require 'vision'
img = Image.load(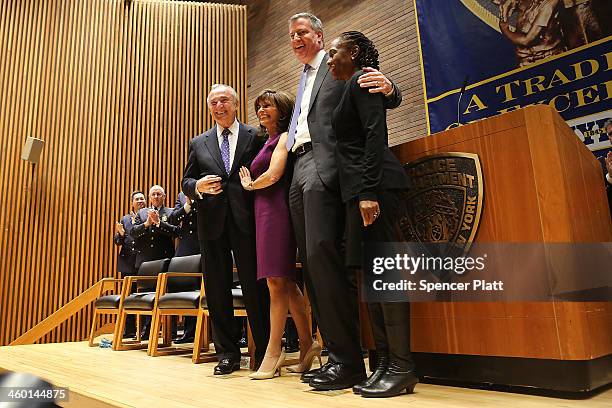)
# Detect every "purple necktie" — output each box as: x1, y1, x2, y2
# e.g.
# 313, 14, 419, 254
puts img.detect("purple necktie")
286, 64, 311, 150
220, 128, 231, 174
